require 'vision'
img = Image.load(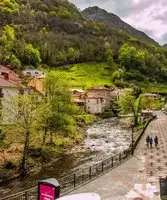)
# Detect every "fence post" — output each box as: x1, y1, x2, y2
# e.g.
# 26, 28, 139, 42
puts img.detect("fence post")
89, 167, 92, 180
74, 174, 76, 188
82, 171, 84, 182
119, 153, 122, 163
111, 157, 114, 167
102, 161, 104, 173
25, 191, 28, 200
126, 150, 128, 158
